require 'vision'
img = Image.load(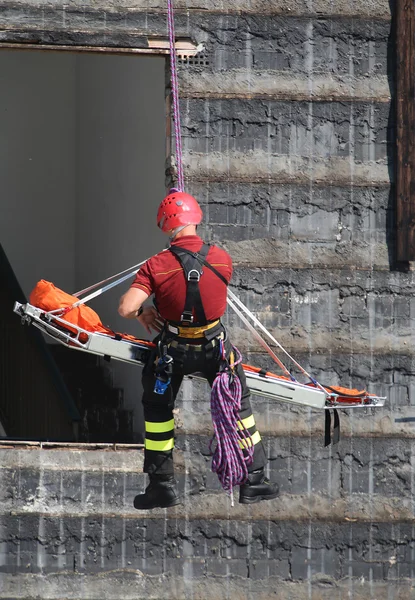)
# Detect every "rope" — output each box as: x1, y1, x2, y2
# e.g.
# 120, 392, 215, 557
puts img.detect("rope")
227, 296, 296, 381
227, 288, 328, 394
209, 346, 254, 502
167, 0, 185, 191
